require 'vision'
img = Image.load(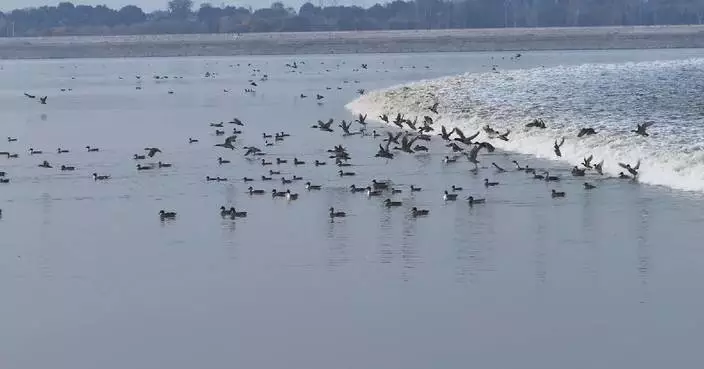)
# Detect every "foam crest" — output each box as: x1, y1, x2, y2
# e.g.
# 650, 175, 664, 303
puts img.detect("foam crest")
347, 59, 704, 192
